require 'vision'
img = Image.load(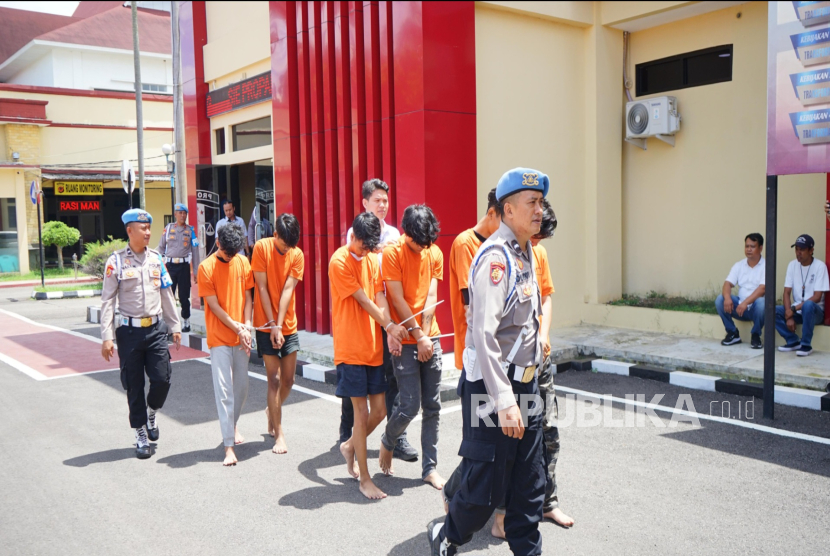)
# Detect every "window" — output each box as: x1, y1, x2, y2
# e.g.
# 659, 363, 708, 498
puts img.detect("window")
636, 45, 733, 97
0, 198, 18, 273
142, 83, 170, 93
216, 128, 226, 155
232, 116, 272, 151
